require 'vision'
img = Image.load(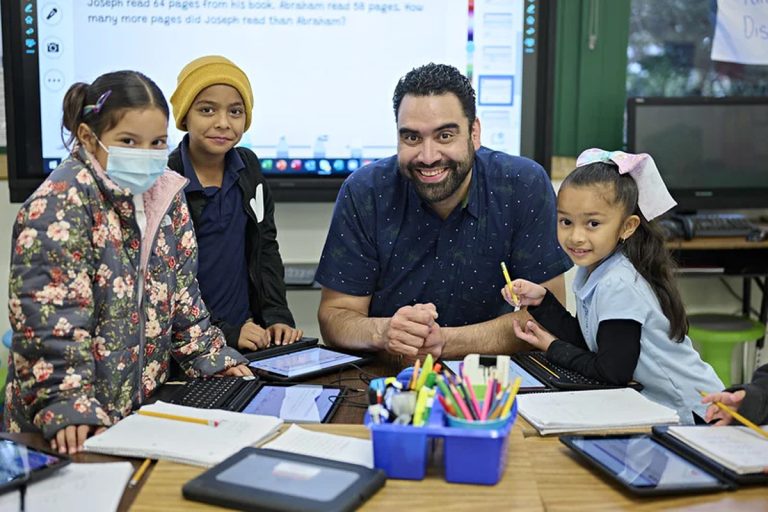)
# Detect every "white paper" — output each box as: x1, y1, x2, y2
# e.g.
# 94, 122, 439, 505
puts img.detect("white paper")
518, 388, 679, 435
712, 0, 768, 65
668, 425, 768, 474
84, 401, 282, 467
280, 385, 323, 423
0, 462, 132, 512
262, 424, 373, 468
